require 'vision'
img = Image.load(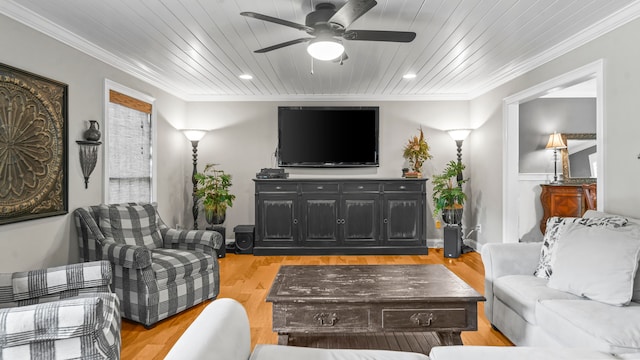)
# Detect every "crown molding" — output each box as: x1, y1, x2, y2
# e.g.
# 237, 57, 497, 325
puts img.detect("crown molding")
469, 1, 640, 99
0, 1, 191, 100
